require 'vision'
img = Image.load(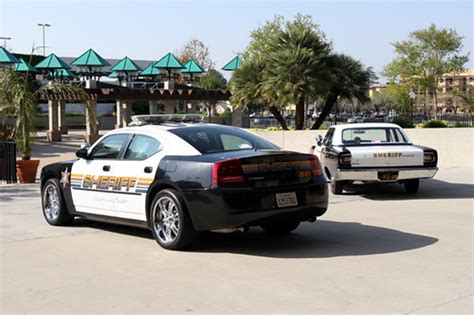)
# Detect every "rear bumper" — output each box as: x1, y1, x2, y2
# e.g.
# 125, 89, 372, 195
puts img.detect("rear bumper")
335, 167, 438, 182
181, 177, 328, 231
